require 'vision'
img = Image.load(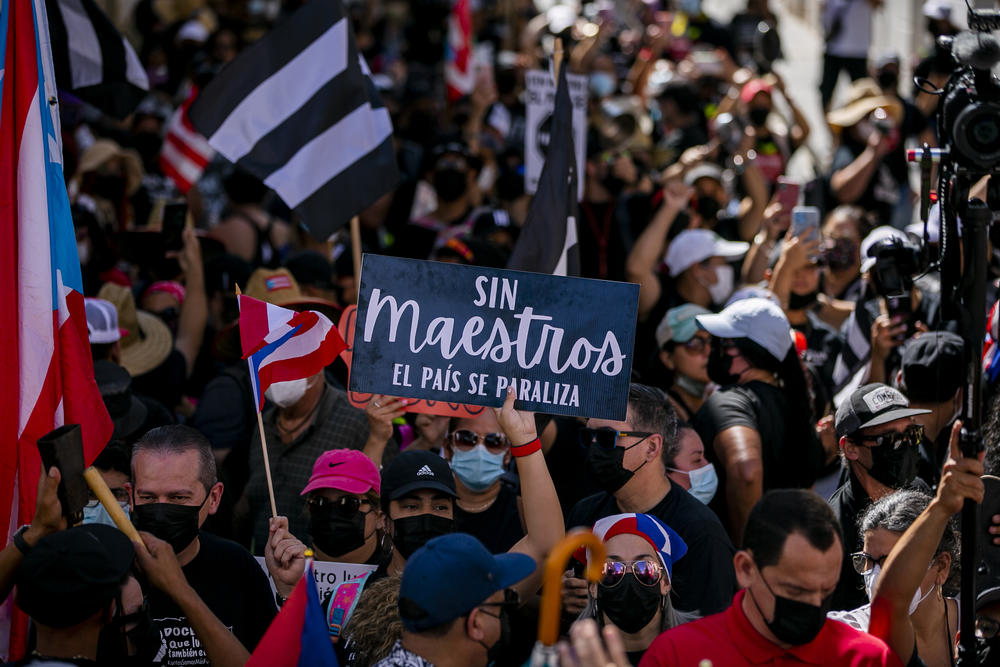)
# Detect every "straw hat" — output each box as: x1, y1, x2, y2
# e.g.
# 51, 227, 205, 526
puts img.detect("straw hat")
75, 139, 144, 197
245, 268, 341, 320
827, 78, 903, 129
97, 282, 173, 377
